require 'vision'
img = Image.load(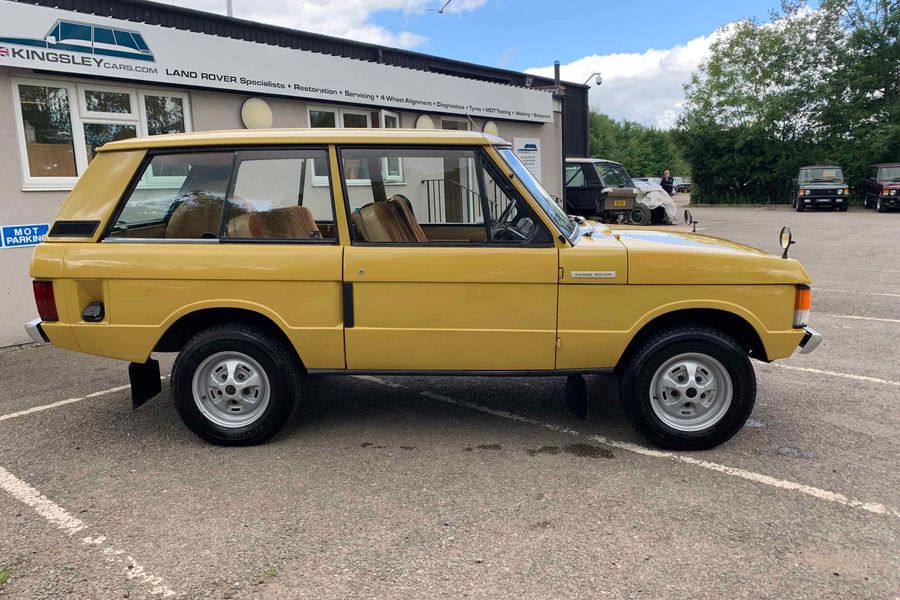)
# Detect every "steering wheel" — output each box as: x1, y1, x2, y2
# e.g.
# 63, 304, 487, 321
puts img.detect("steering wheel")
496, 201, 517, 224
491, 220, 528, 241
